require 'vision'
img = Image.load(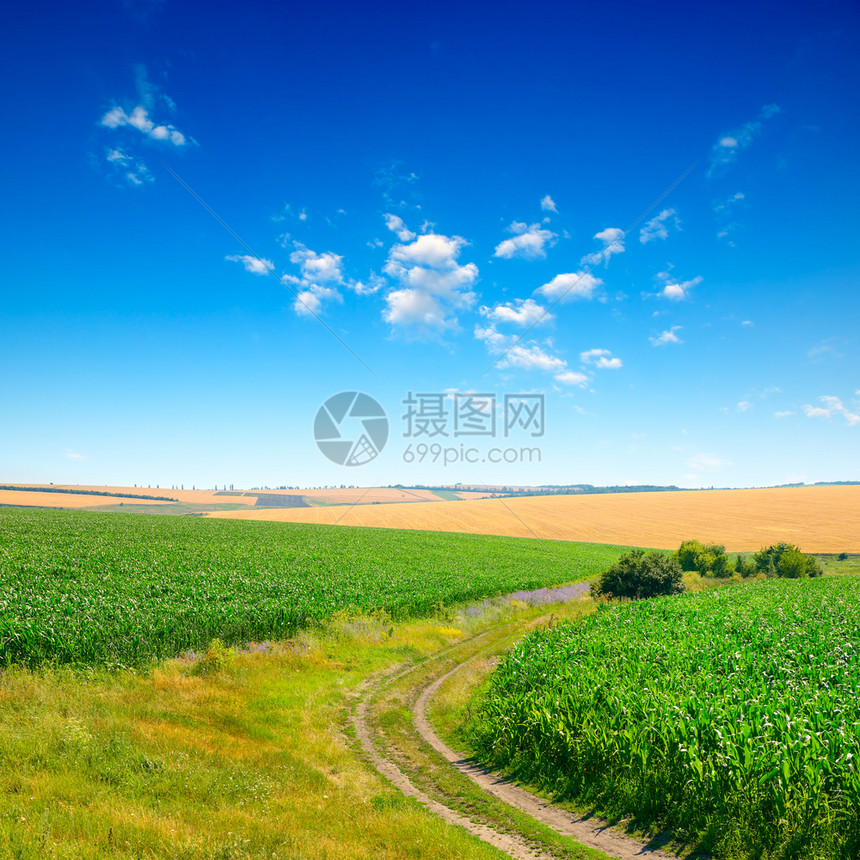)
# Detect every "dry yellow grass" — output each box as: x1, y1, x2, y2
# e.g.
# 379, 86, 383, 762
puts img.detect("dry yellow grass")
0, 489, 173, 508
205, 485, 860, 553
